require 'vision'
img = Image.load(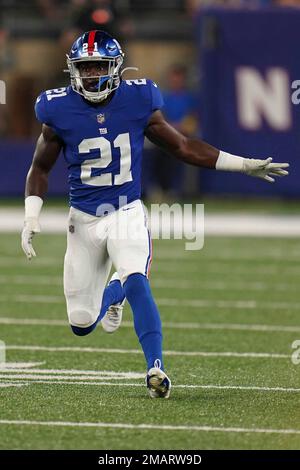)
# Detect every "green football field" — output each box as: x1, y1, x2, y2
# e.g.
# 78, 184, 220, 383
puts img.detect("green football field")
0, 233, 300, 450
